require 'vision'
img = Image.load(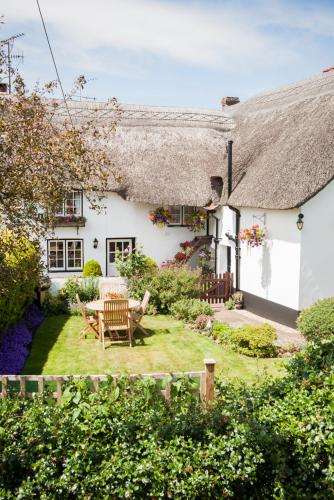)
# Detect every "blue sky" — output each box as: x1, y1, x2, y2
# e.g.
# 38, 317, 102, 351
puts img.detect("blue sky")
1, 0, 334, 109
